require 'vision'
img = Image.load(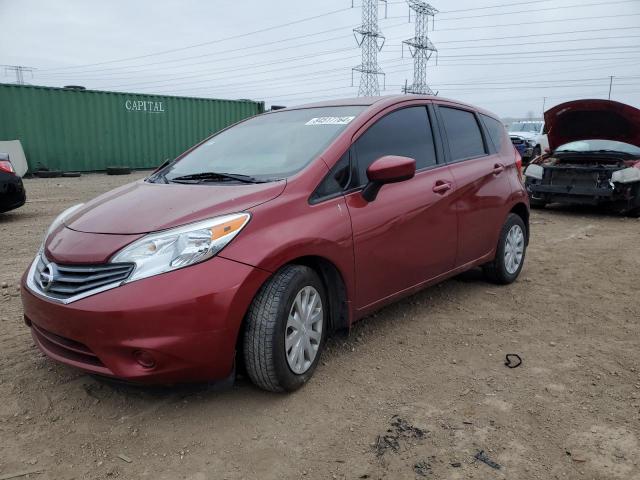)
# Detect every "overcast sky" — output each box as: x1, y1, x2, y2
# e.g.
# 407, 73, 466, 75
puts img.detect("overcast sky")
1, 0, 639, 118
